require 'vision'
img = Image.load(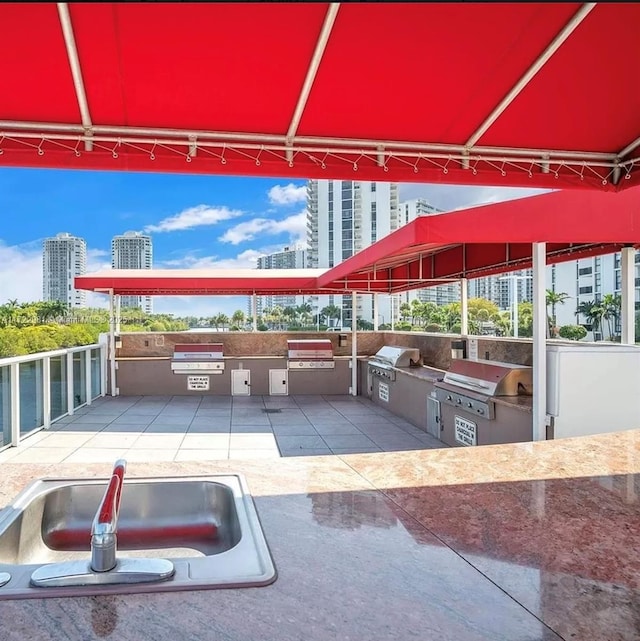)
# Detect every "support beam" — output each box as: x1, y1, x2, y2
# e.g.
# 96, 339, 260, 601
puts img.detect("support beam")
286, 3, 340, 142
460, 278, 468, 335
57, 3, 93, 151
252, 294, 258, 332
619, 135, 640, 160
351, 292, 358, 397
373, 293, 379, 331
115, 295, 121, 334
512, 277, 519, 338
465, 3, 596, 148
532, 242, 547, 441
108, 290, 117, 396
621, 247, 636, 344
